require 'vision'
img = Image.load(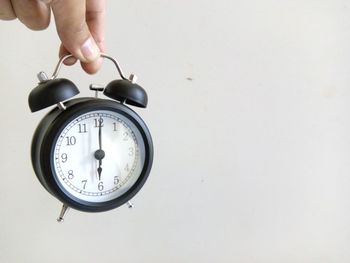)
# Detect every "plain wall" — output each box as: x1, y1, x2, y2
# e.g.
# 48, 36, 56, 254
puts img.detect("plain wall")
1, 0, 350, 262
